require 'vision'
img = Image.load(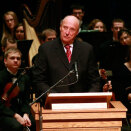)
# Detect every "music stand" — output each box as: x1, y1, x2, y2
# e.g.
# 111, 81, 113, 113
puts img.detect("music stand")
17, 40, 33, 67
78, 31, 113, 46
78, 31, 113, 61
